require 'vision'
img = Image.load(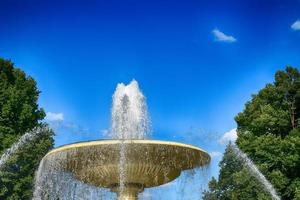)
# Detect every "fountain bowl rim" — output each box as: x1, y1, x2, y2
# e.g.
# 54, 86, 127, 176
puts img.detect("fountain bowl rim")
43, 139, 211, 190
46, 139, 210, 159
